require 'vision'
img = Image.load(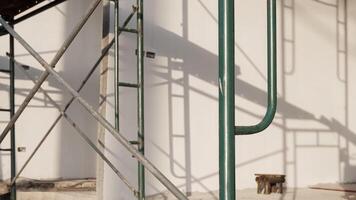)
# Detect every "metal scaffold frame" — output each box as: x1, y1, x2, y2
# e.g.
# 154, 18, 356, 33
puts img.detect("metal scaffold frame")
0, 0, 277, 199
0, 0, 186, 199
